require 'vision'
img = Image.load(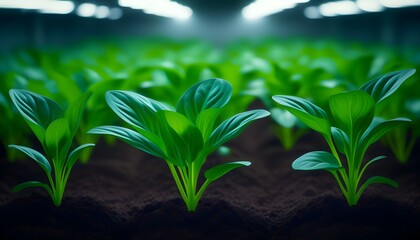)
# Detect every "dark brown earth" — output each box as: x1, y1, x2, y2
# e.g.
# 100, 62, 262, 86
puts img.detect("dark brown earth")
1, 115, 419, 240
